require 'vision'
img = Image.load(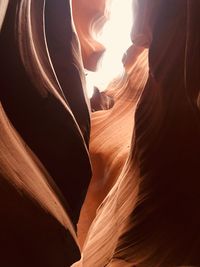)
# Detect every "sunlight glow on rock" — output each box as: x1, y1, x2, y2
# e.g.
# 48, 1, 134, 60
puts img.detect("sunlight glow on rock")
86, 0, 133, 98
